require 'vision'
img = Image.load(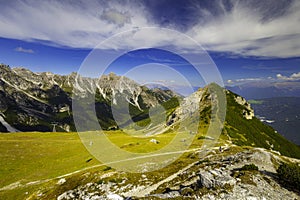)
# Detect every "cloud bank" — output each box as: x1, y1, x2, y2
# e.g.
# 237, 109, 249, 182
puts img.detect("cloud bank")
277, 72, 300, 81
227, 71, 300, 86
0, 0, 300, 58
